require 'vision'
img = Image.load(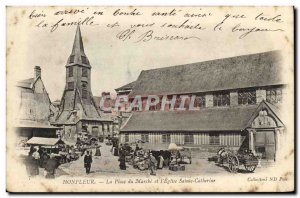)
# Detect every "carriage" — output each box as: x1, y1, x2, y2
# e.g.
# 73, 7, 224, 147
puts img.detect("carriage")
217, 148, 259, 173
